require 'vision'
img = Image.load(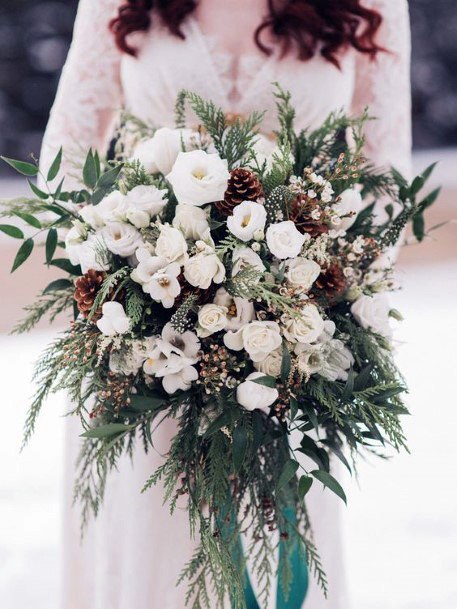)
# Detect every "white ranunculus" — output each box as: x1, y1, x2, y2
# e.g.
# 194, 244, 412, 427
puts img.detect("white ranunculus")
166, 150, 230, 206
236, 372, 278, 415
197, 303, 228, 338
227, 201, 267, 242
282, 304, 325, 346
254, 348, 283, 378
351, 293, 393, 338
96, 302, 131, 336
124, 185, 168, 228
224, 321, 282, 363
285, 257, 321, 292
147, 263, 182, 308
184, 247, 226, 289
132, 127, 193, 175
173, 204, 210, 240
65, 232, 109, 274
155, 224, 188, 264
330, 187, 364, 231
266, 221, 306, 260
100, 222, 143, 258
213, 288, 255, 331
320, 339, 354, 382
232, 247, 266, 277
